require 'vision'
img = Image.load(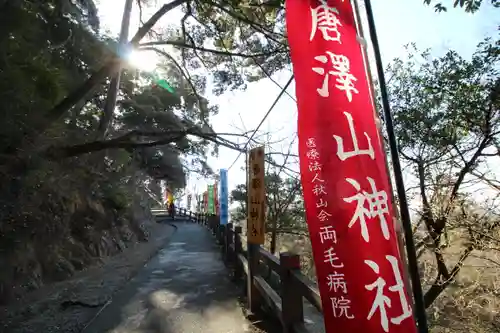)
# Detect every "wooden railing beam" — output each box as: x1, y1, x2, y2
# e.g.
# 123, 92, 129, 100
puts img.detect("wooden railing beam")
224, 223, 233, 264
185, 214, 319, 333
234, 226, 243, 281
259, 248, 281, 272
280, 252, 304, 333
